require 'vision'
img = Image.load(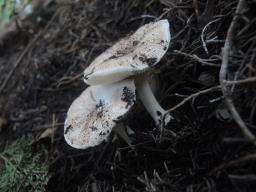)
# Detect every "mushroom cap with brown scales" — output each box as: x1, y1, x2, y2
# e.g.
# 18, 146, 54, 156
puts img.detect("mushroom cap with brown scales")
83, 19, 171, 85
64, 79, 136, 149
